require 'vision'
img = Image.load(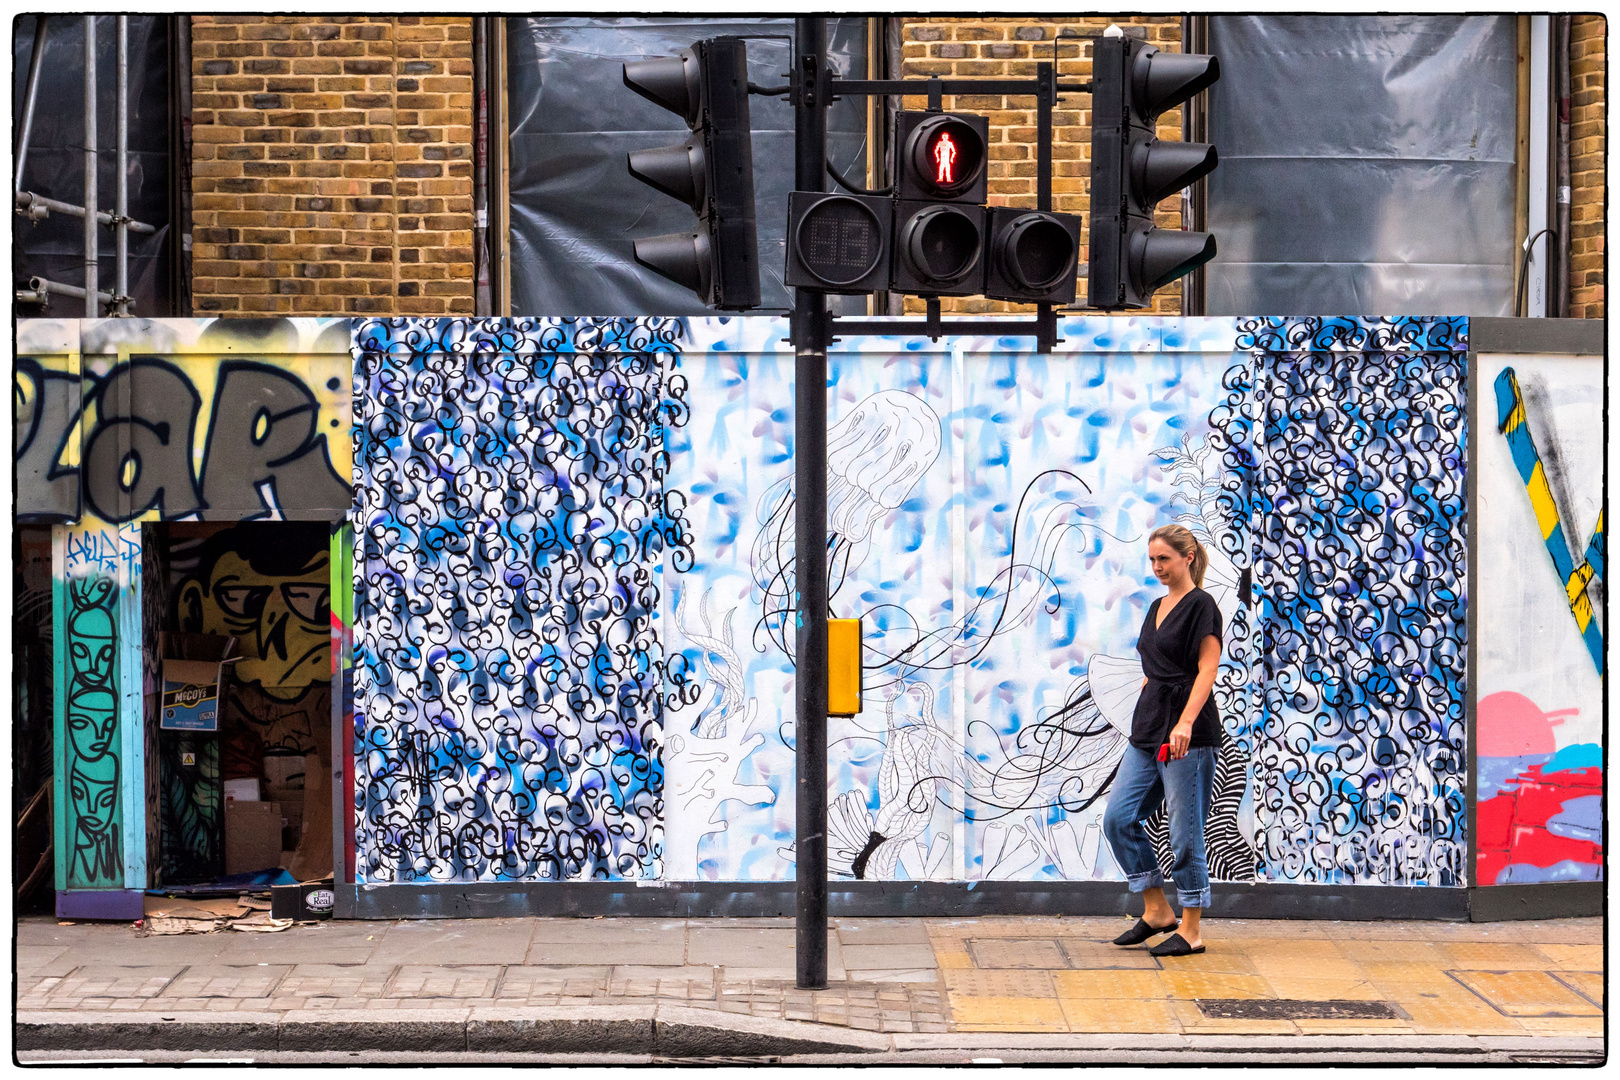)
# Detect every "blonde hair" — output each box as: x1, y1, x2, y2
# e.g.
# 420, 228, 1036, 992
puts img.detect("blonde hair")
1149, 524, 1208, 588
